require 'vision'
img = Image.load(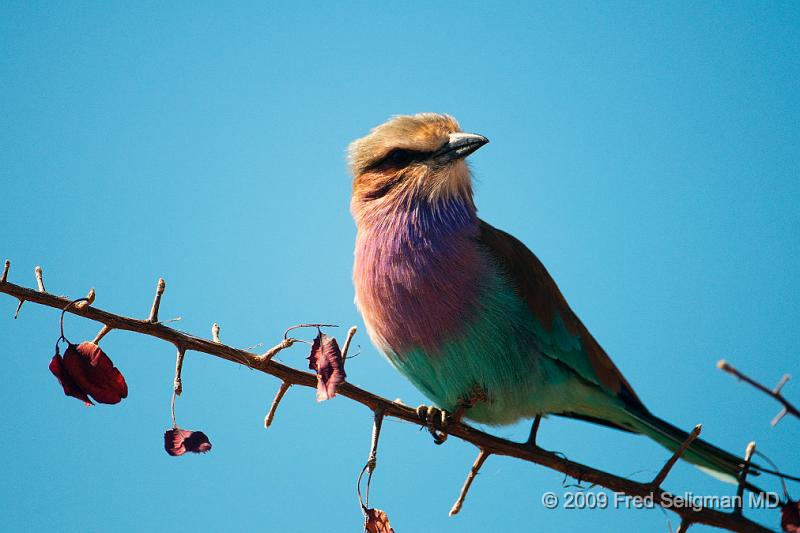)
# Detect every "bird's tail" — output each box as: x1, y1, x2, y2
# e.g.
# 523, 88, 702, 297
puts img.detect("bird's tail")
624, 408, 746, 483
557, 390, 799, 484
